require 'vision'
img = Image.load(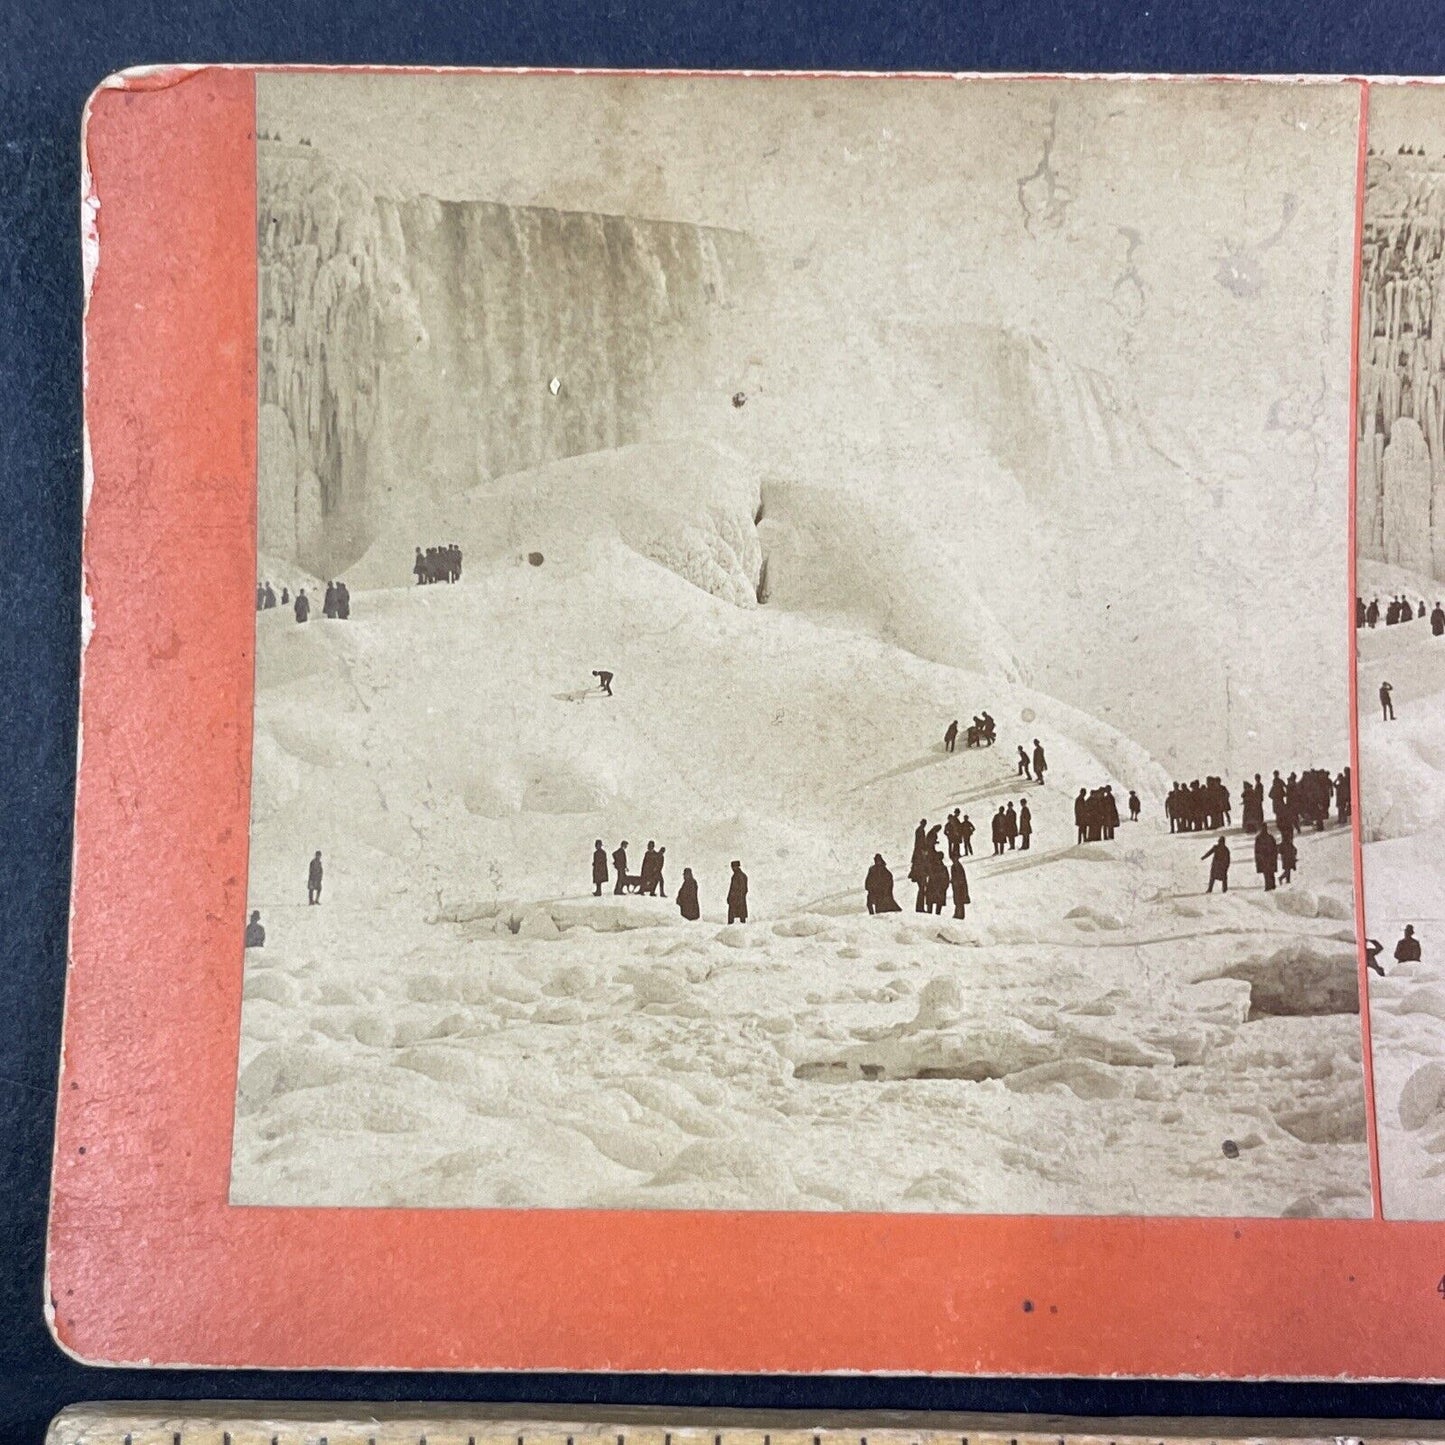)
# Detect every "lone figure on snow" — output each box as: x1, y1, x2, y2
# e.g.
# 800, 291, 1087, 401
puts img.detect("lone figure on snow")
727, 860, 749, 924
593, 669, 614, 697
591, 840, 608, 897
1202, 835, 1231, 893
244, 910, 266, 947
1128, 789, 1141, 822
1396, 924, 1423, 965
307, 850, 323, 905
944, 719, 959, 753
1032, 739, 1047, 785
676, 867, 700, 921
1254, 824, 1278, 892
865, 854, 901, 914
1381, 680, 1395, 721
